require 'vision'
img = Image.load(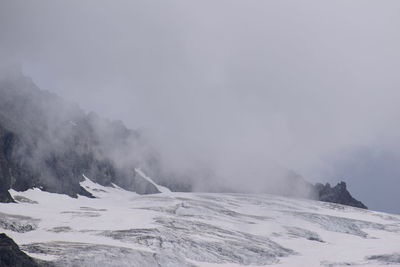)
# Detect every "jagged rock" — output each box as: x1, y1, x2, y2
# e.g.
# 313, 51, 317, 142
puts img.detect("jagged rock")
315, 181, 368, 209
0, 233, 39, 267
0, 69, 161, 198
